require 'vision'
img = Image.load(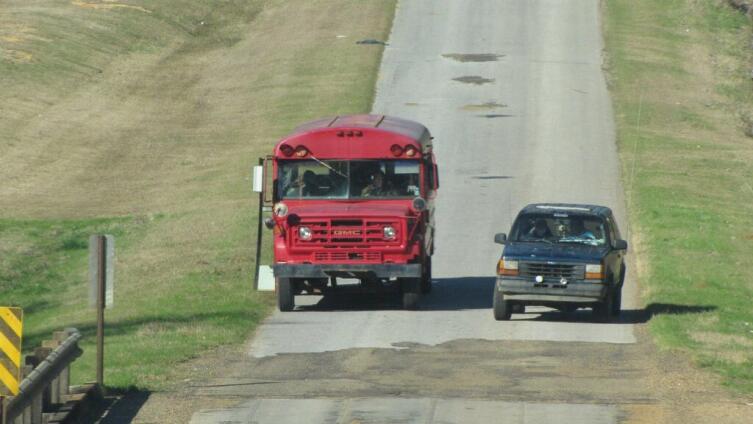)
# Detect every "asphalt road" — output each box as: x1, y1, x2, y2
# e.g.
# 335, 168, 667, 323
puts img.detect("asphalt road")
191, 1, 639, 422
